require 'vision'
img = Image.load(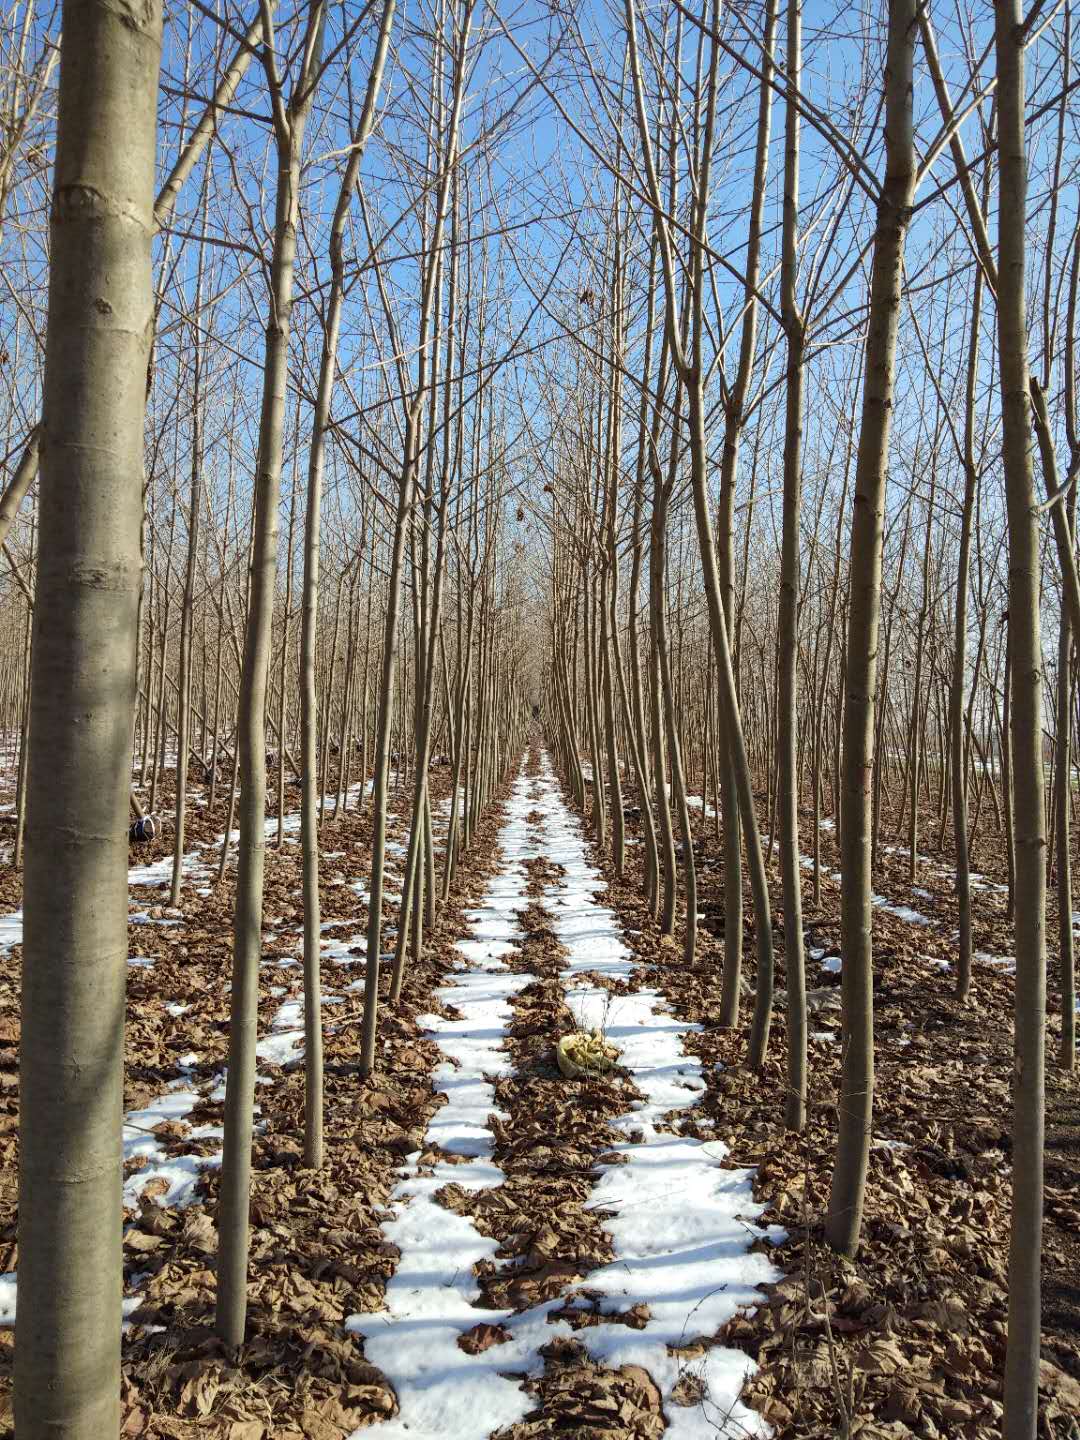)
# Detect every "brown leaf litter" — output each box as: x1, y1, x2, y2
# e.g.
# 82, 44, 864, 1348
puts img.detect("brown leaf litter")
592, 782, 1080, 1439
